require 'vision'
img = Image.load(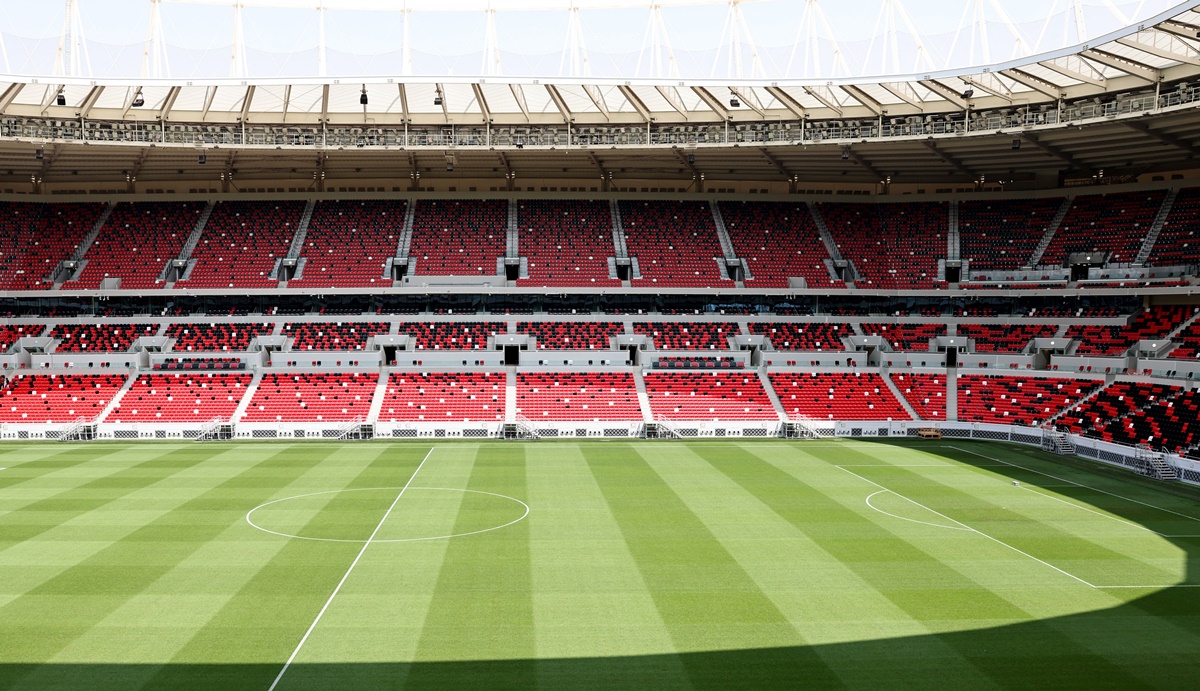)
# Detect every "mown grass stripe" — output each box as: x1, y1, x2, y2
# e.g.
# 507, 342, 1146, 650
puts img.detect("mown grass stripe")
585, 443, 845, 689
138, 444, 432, 691
701, 443, 1155, 689
0, 444, 356, 690
402, 445, 536, 689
